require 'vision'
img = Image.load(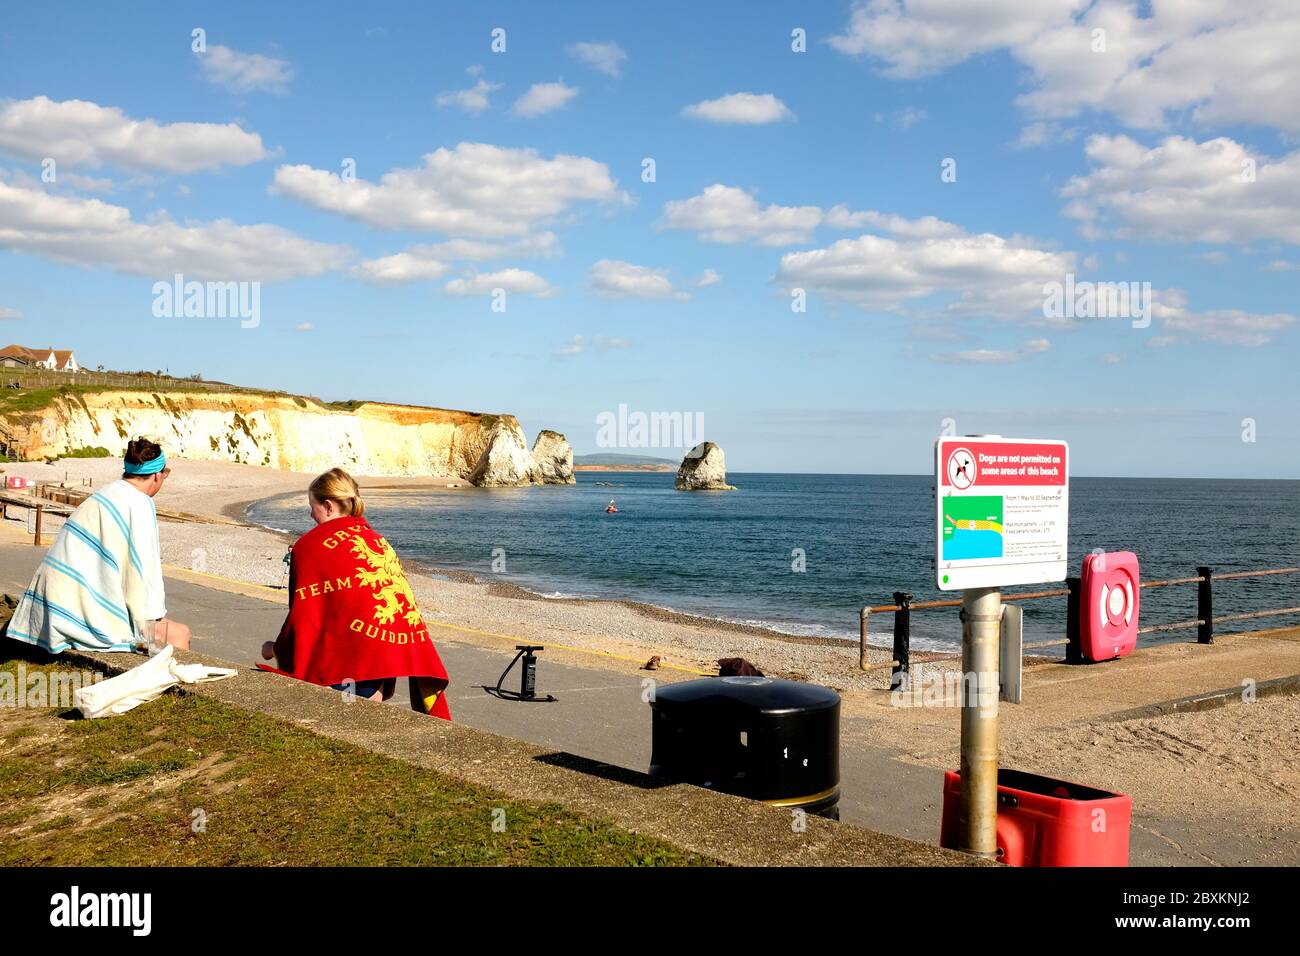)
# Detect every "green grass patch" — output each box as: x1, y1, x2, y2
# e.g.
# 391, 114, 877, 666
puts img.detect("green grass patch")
60, 445, 112, 459
0, 655, 714, 867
